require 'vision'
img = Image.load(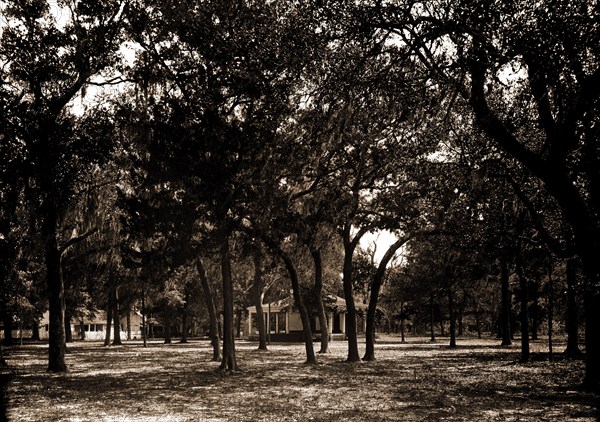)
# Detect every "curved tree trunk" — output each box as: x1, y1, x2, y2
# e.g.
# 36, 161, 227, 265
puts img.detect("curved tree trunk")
252, 250, 268, 350
219, 236, 238, 371
312, 249, 329, 354
363, 237, 410, 361
277, 248, 317, 365
196, 257, 220, 362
